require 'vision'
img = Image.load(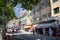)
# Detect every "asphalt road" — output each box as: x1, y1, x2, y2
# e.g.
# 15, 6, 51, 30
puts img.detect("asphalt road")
12, 33, 60, 40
